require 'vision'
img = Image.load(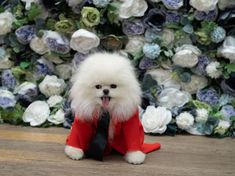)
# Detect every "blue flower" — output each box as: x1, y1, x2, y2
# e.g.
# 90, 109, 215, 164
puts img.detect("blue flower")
196, 88, 220, 106
144, 29, 160, 42
183, 24, 194, 34
143, 43, 161, 59
211, 26, 226, 43
15, 25, 36, 44
166, 11, 181, 24
194, 9, 218, 21
1, 69, 17, 90
93, 0, 111, 8
220, 105, 235, 121
45, 37, 70, 54
72, 52, 88, 67
162, 0, 183, 10
139, 57, 155, 70
193, 55, 210, 75
219, 94, 234, 107
122, 19, 145, 36
0, 89, 16, 109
